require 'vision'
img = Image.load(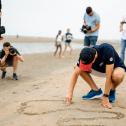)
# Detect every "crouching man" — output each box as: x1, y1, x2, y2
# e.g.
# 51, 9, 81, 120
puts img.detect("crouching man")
0, 42, 24, 80
66, 43, 126, 109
